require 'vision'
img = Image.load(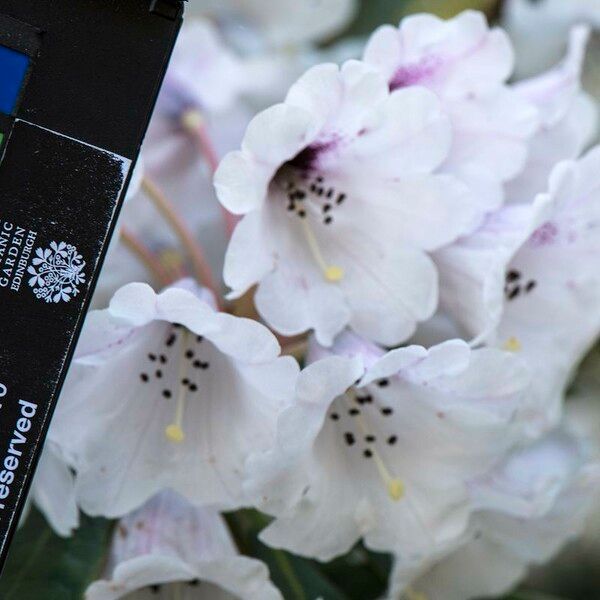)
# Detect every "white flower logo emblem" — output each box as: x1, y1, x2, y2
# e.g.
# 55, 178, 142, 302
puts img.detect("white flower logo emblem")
28, 241, 87, 303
